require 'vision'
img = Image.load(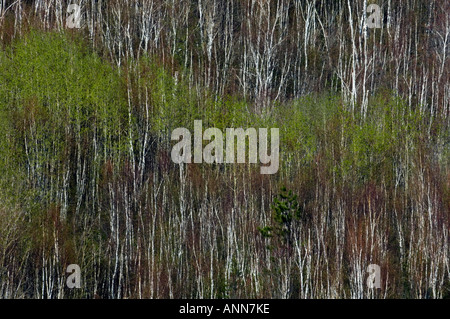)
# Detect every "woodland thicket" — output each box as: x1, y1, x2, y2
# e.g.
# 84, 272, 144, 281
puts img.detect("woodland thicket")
0, 0, 448, 298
